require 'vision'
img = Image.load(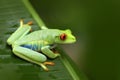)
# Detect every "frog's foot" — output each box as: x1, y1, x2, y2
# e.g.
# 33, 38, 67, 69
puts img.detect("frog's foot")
20, 19, 33, 31
27, 21, 33, 32
40, 62, 55, 71
27, 21, 33, 25
20, 19, 33, 32
20, 19, 33, 33
20, 19, 33, 26
51, 48, 59, 54
43, 62, 55, 66
39, 63, 49, 71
